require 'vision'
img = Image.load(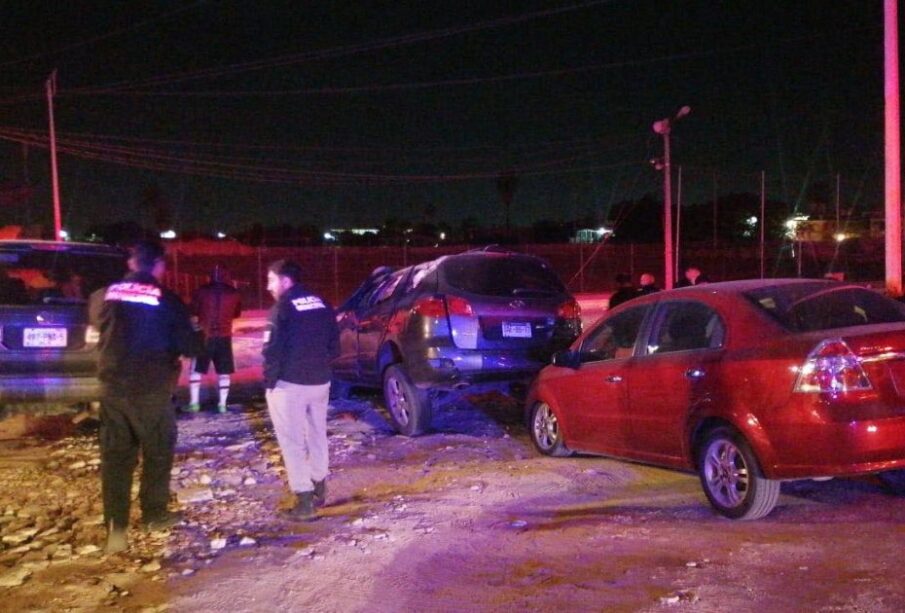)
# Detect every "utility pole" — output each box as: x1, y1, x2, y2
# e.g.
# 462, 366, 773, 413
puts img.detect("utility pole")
46, 70, 62, 242
653, 106, 691, 290
885, 0, 901, 296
